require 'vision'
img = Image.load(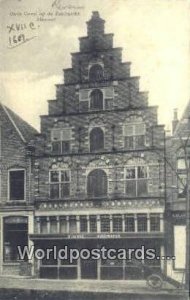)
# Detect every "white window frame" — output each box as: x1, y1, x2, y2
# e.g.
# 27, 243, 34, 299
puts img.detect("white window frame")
8, 168, 26, 201
49, 169, 71, 199
124, 165, 149, 196
51, 128, 72, 154
123, 119, 146, 149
